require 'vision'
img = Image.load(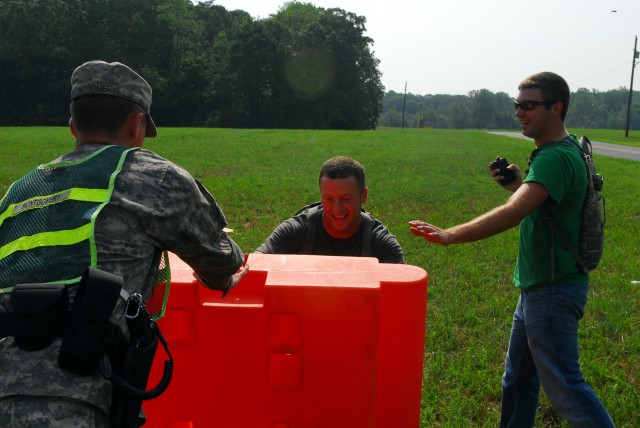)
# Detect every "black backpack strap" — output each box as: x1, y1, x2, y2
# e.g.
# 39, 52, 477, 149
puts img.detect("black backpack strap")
301, 205, 322, 254
294, 201, 323, 216
540, 206, 587, 276
566, 135, 587, 154
361, 213, 373, 257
